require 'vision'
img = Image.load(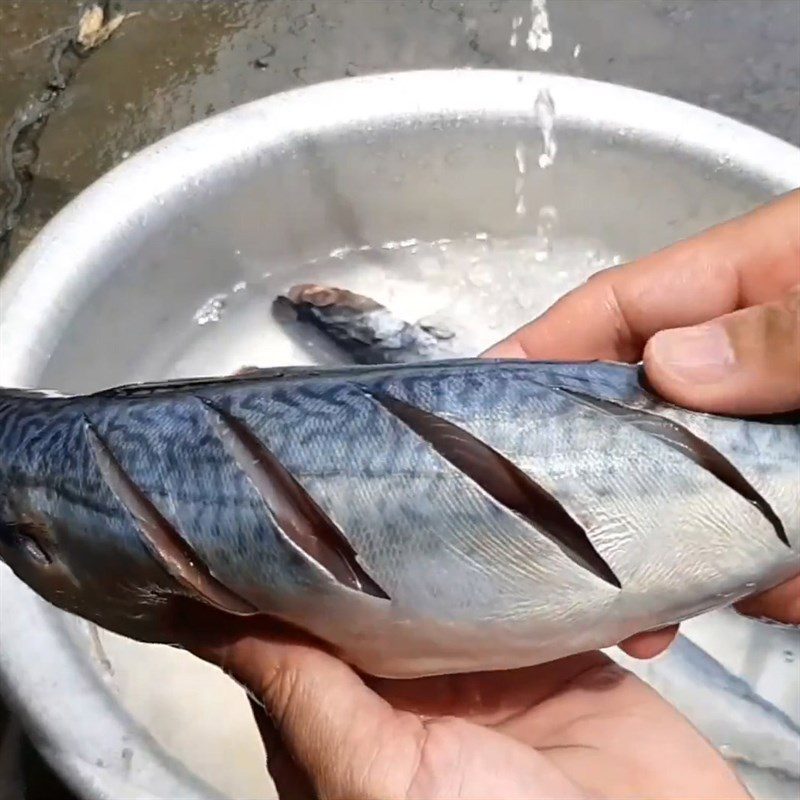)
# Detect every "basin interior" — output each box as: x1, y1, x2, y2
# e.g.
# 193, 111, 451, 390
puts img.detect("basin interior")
32, 103, 770, 393
3, 74, 798, 800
